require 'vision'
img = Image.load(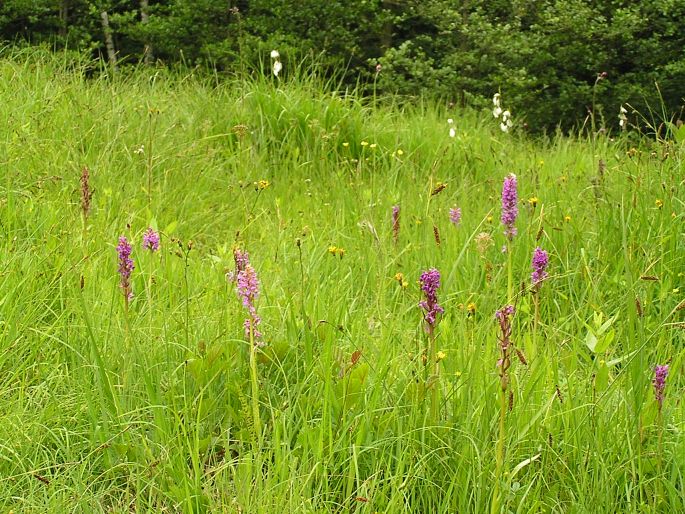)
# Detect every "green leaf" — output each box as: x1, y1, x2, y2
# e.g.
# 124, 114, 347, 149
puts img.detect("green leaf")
585, 330, 598, 353
595, 361, 609, 391
164, 220, 178, 234
594, 328, 614, 354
